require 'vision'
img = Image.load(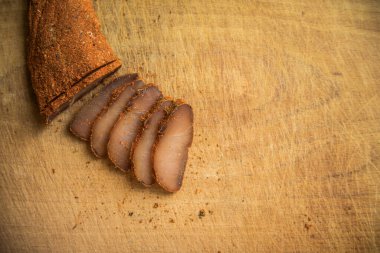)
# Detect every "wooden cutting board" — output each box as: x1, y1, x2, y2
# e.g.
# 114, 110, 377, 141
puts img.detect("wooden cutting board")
0, 0, 379, 252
